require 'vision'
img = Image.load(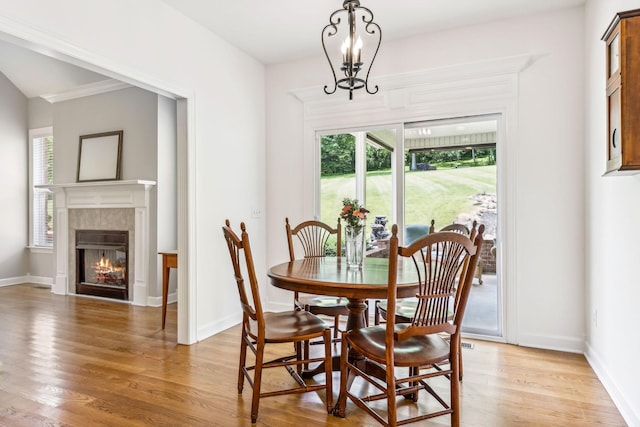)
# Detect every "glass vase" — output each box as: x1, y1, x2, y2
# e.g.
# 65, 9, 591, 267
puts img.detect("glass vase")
345, 224, 366, 269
